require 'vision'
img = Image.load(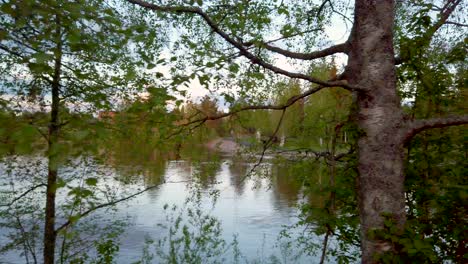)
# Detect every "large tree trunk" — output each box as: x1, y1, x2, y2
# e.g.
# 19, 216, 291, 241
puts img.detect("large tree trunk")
43, 14, 62, 264
347, 1, 406, 262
